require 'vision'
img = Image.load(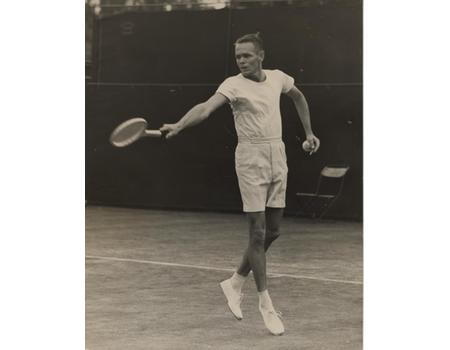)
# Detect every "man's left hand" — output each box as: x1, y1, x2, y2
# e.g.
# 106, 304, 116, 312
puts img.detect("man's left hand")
306, 134, 320, 154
